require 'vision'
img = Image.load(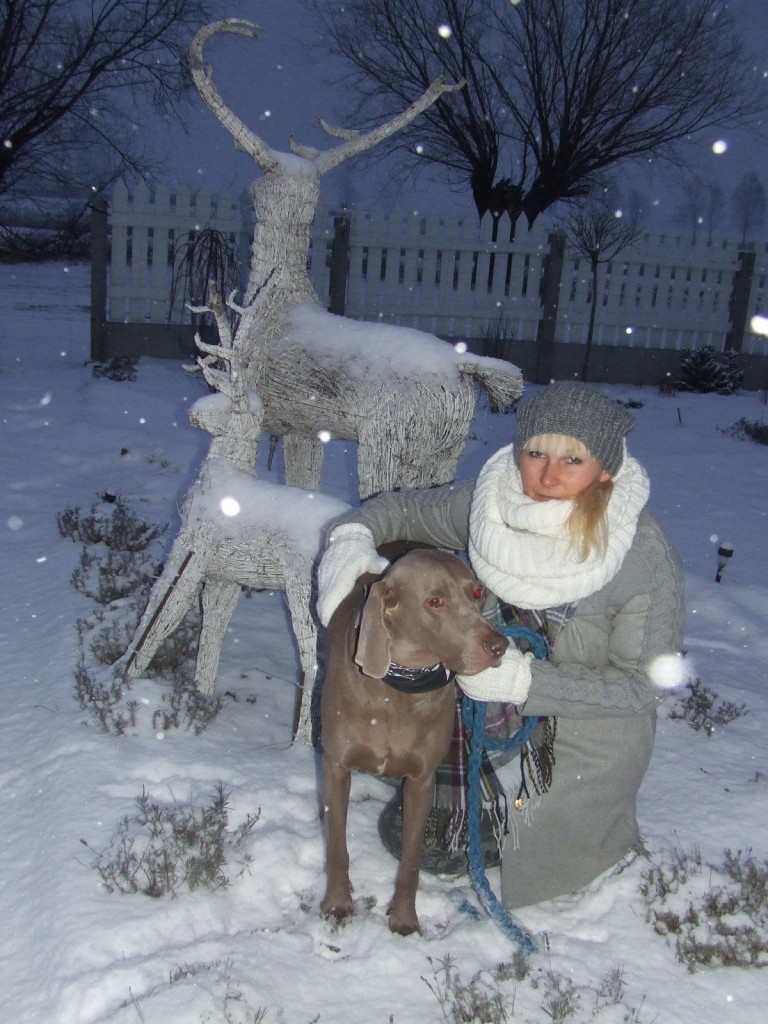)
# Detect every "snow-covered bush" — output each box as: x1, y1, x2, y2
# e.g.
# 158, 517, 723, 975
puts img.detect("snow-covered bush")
675, 345, 744, 395
640, 847, 768, 970
84, 783, 259, 898
91, 356, 138, 381
71, 546, 159, 604
62, 498, 226, 735
57, 497, 166, 550
720, 416, 768, 445
422, 954, 652, 1023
